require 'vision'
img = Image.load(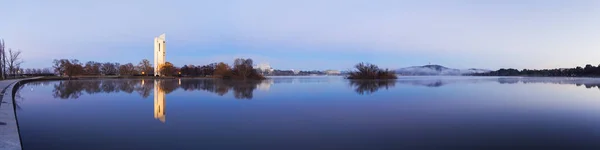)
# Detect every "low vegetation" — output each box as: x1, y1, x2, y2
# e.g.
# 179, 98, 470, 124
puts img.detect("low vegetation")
346, 63, 397, 79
